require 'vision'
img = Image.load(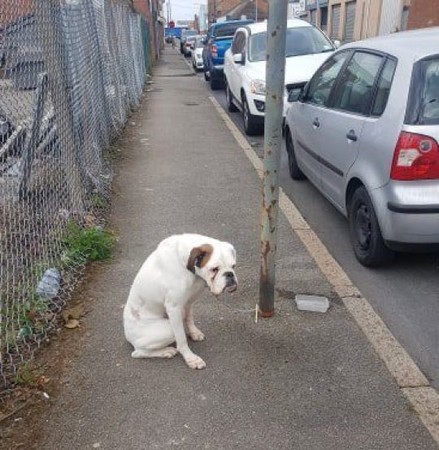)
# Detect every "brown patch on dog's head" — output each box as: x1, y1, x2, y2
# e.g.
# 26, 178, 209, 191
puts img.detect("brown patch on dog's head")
187, 244, 213, 273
